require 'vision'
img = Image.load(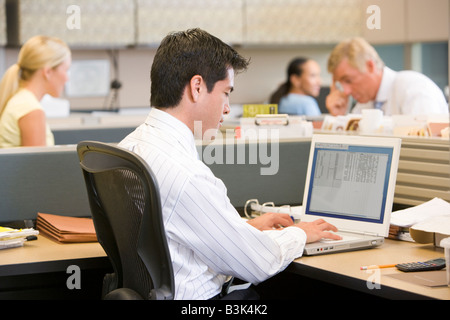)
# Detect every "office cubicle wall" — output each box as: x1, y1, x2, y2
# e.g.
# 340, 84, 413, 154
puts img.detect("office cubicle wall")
0, 139, 312, 223
2, 136, 447, 224
0, 146, 90, 223
205, 139, 311, 208
52, 127, 135, 145
396, 137, 450, 206
48, 112, 147, 145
